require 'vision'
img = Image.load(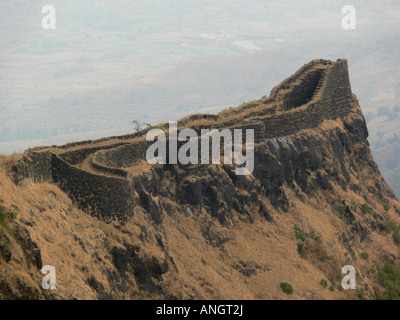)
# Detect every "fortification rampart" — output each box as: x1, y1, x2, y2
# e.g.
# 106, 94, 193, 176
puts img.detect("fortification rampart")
12, 58, 356, 221
270, 59, 330, 99
93, 141, 152, 168
51, 154, 134, 220
13, 151, 53, 184
256, 59, 354, 138
60, 142, 129, 165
